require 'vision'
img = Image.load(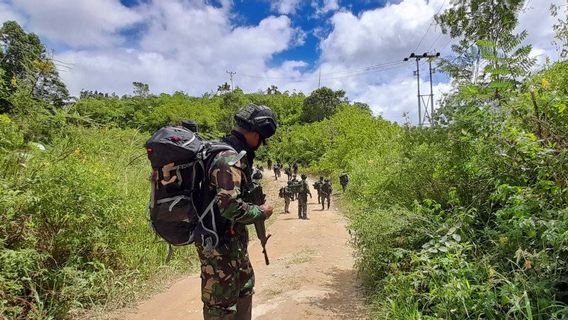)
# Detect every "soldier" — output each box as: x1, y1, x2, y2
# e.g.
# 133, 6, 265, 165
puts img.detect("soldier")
273, 163, 281, 180
339, 171, 349, 192
284, 166, 292, 181
292, 162, 299, 175
313, 176, 324, 204
195, 103, 277, 320
321, 179, 332, 210
279, 181, 293, 213
297, 174, 312, 219
290, 174, 300, 201
267, 159, 272, 169
252, 166, 263, 184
